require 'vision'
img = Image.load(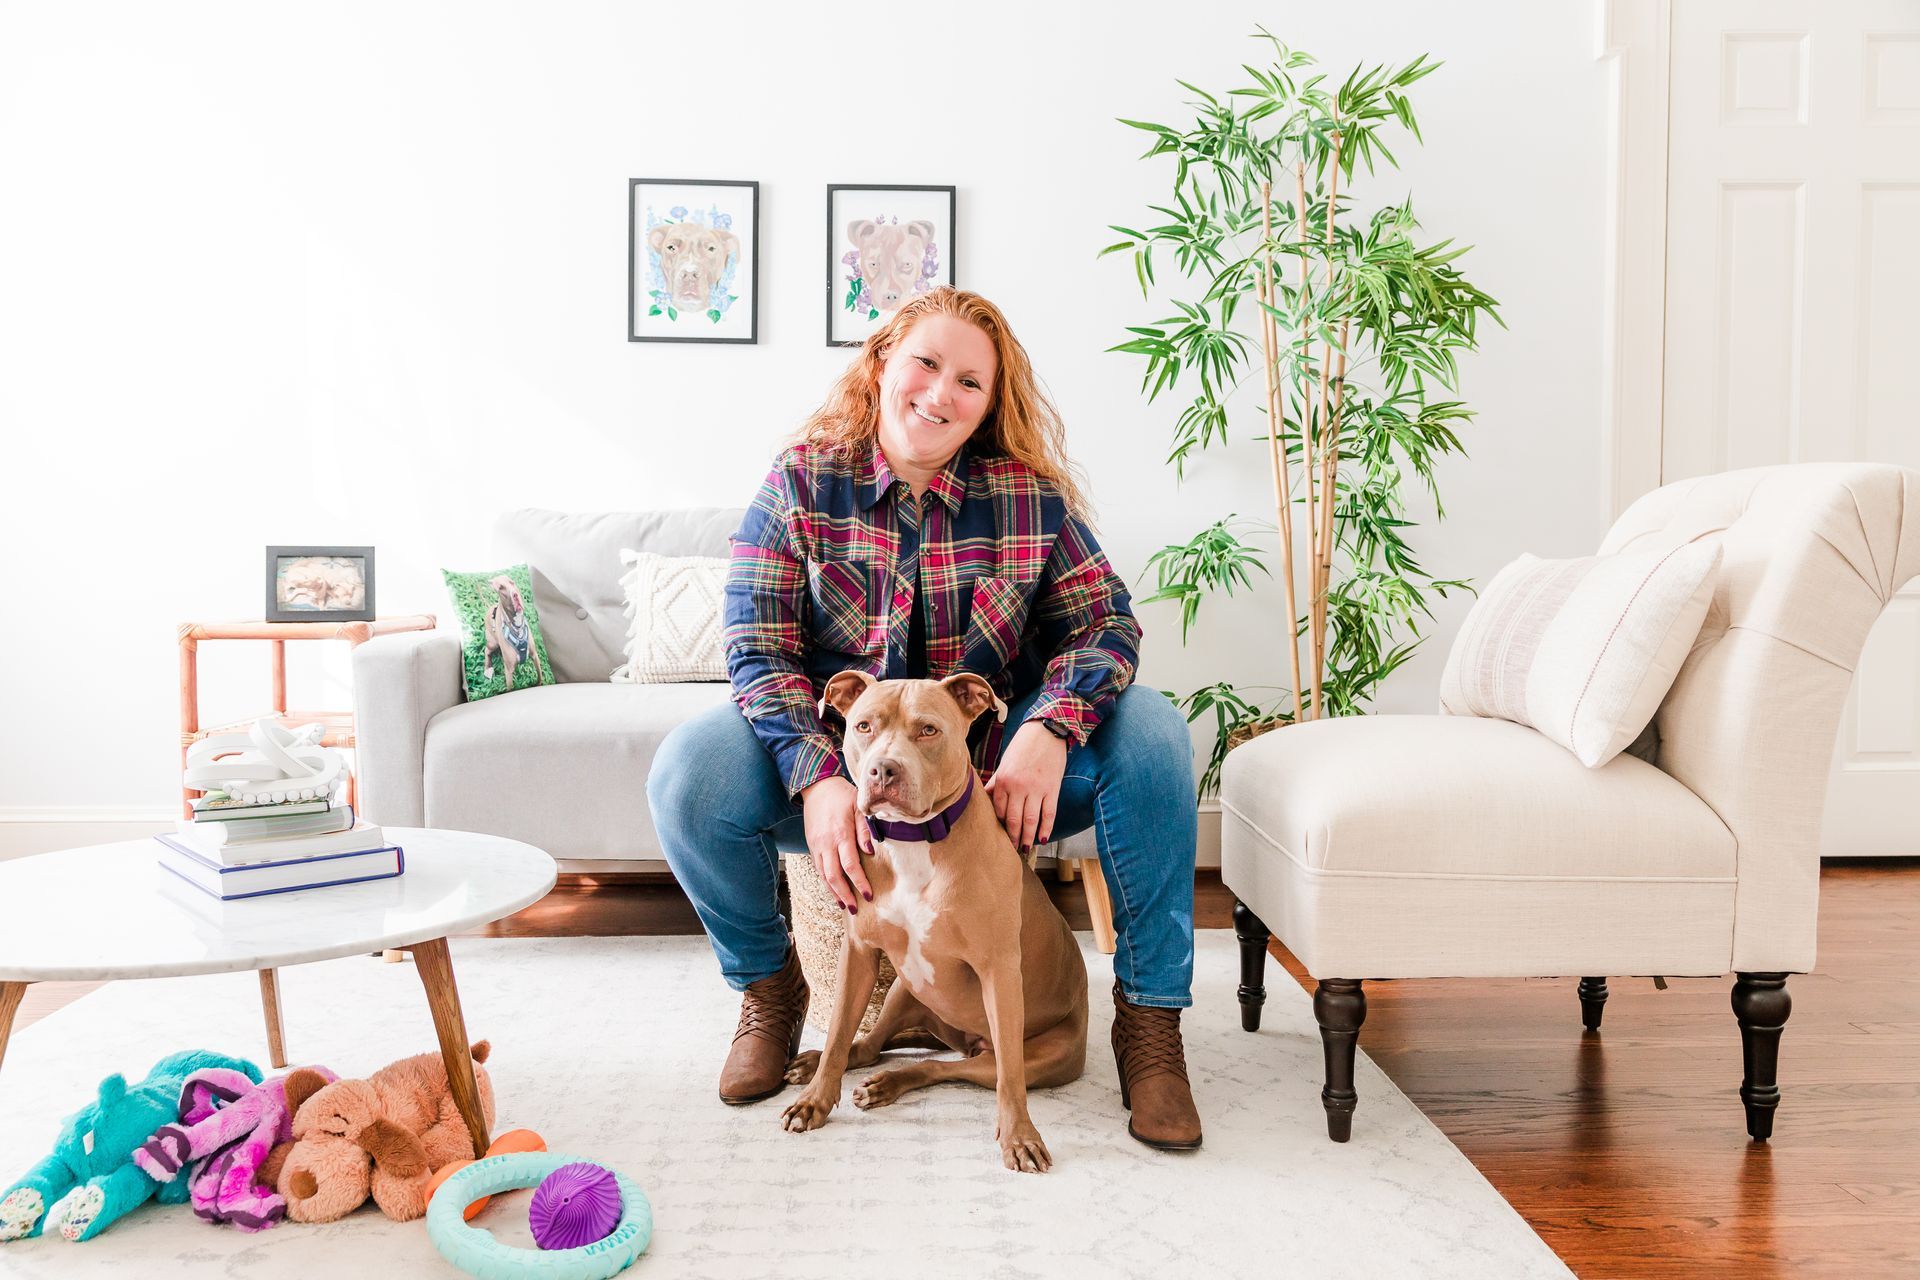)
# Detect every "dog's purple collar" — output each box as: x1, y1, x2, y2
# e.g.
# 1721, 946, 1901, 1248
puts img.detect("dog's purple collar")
865, 774, 975, 845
